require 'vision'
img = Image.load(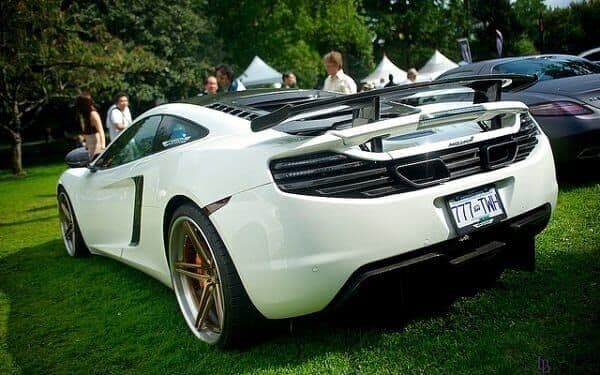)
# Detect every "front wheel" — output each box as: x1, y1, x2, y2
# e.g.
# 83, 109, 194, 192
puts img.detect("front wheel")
168, 203, 262, 348
57, 188, 89, 257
